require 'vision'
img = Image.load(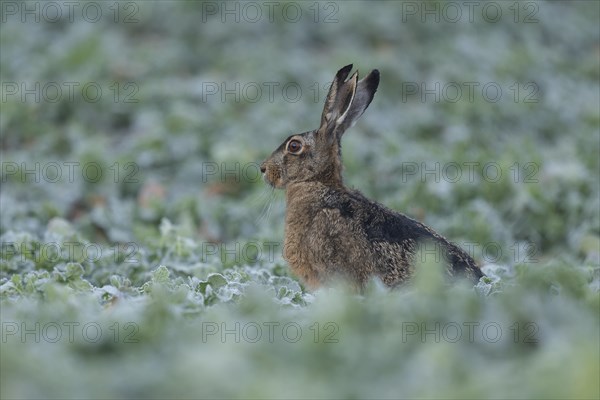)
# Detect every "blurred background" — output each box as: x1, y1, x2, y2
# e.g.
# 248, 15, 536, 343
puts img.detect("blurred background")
1, 1, 599, 399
